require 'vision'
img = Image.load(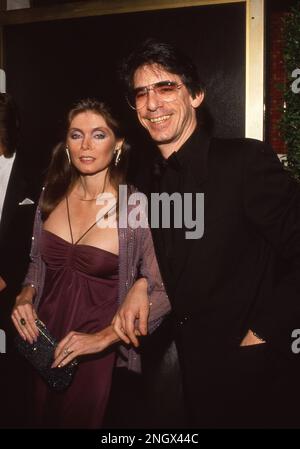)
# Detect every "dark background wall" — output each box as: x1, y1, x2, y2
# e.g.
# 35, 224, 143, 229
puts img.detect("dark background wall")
4, 2, 246, 178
